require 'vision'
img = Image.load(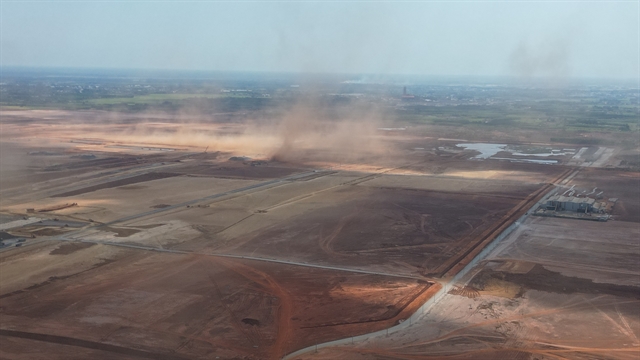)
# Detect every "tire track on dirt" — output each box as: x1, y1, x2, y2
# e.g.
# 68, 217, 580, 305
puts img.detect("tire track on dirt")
318, 205, 363, 257
216, 258, 293, 359
614, 302, 639, 344
585, 296, 639, 344
340, 343, 640, 360
300, 282, 436, 329
391, 296, 637, 350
